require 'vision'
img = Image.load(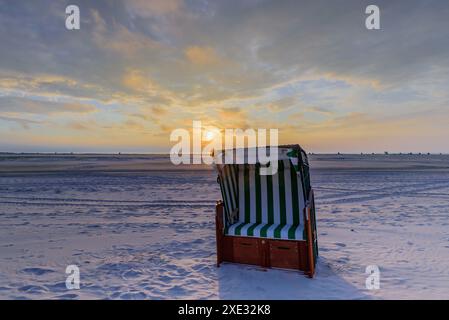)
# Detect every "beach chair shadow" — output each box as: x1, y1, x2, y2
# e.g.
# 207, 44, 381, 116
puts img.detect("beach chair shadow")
215, 256, 371, 299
